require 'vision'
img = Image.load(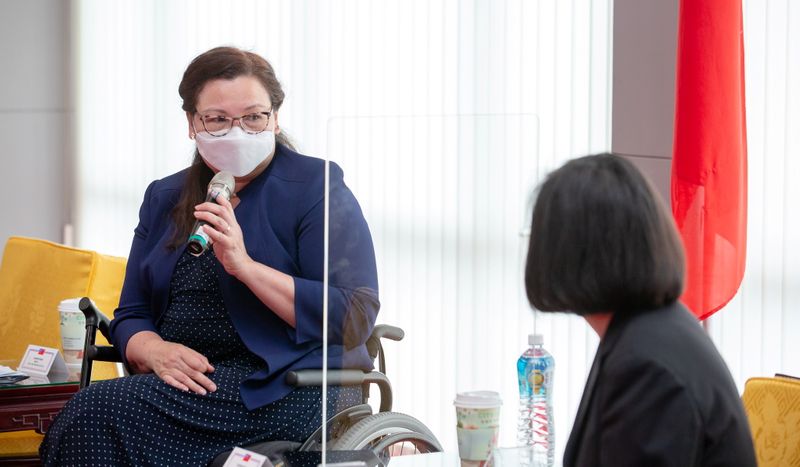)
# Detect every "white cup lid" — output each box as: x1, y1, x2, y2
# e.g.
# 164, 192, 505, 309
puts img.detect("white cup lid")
57, 297, 85, 312
454, 390, 503, 408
